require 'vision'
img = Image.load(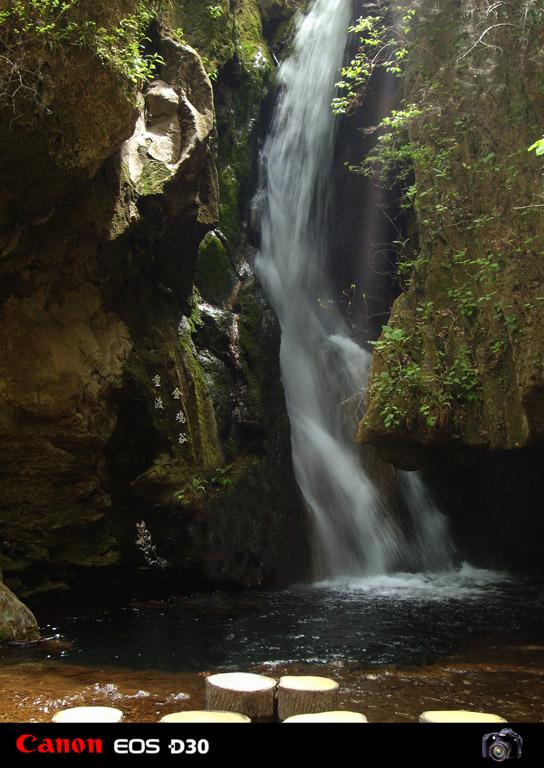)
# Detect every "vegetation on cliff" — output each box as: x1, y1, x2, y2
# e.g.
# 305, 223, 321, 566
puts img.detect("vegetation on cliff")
0, 0, 165, 115
348, 0, 544, 467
